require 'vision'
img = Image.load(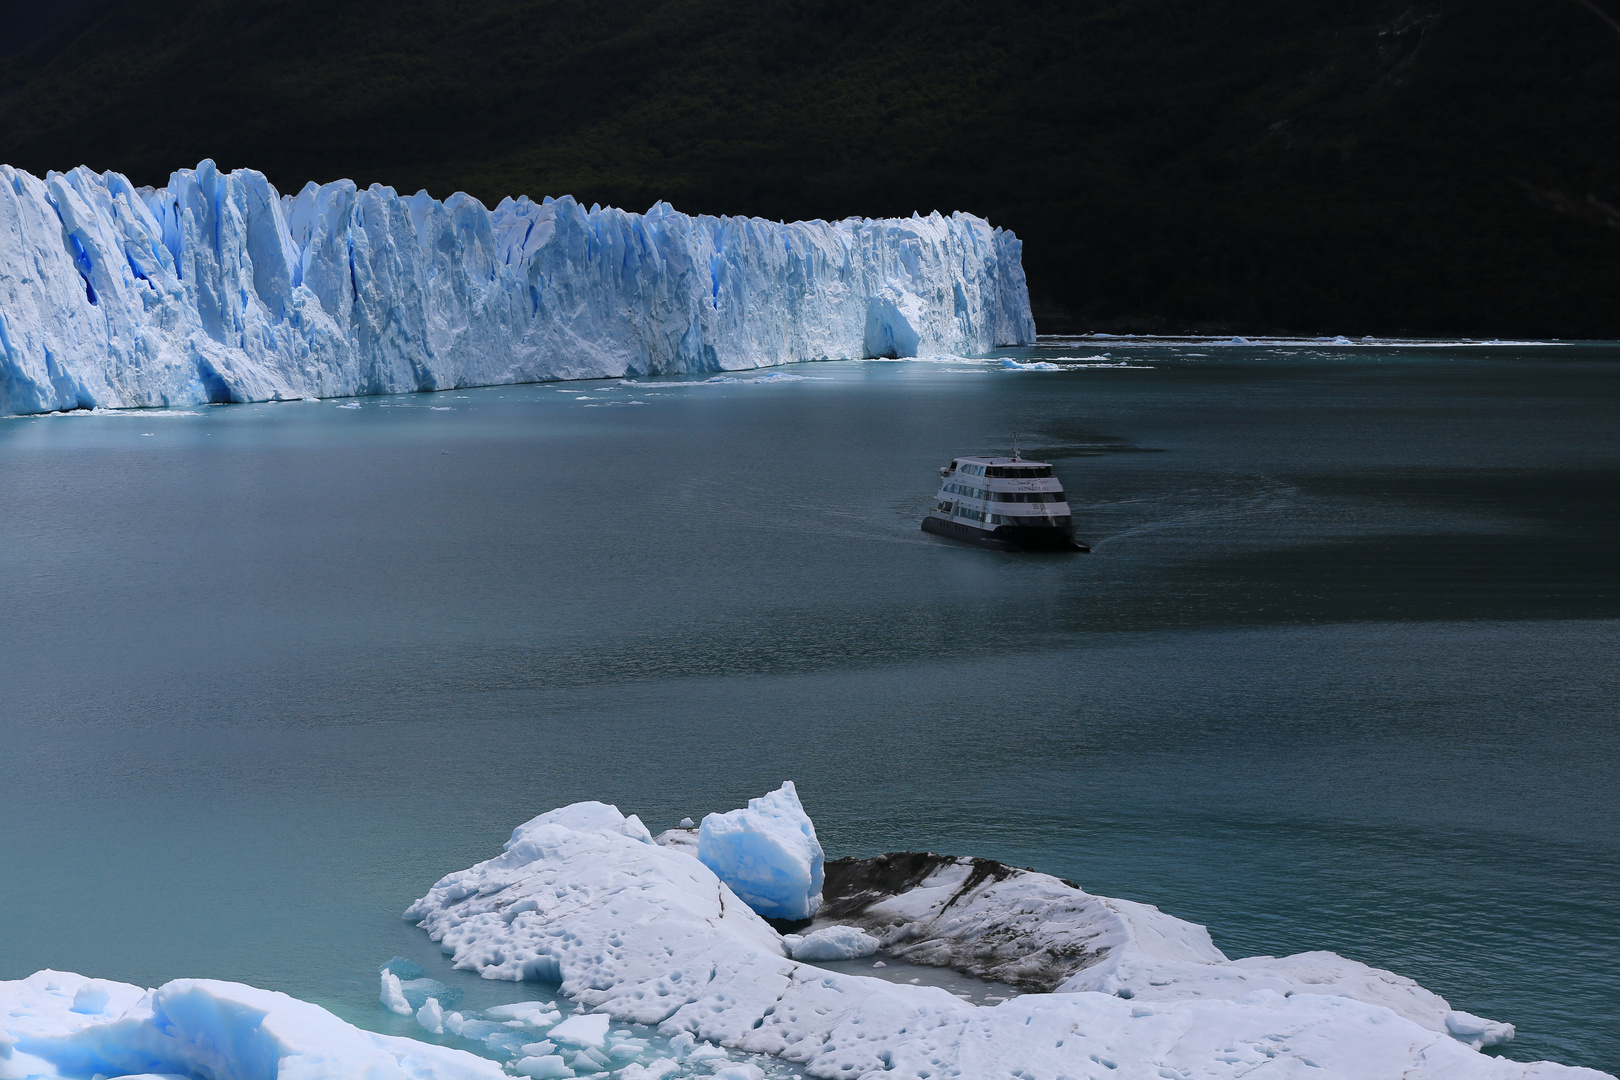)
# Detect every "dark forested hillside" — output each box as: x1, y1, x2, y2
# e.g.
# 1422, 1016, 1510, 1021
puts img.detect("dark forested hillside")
2, 0, 1618, 336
